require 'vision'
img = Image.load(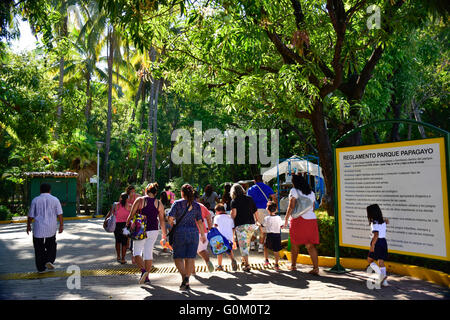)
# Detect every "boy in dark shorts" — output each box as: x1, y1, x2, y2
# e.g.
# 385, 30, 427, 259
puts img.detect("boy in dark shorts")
262, 201, 283, 271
